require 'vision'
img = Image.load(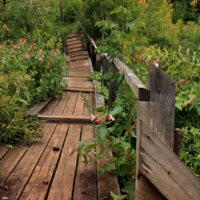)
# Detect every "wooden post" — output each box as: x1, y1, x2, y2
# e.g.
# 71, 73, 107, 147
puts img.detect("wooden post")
59, 0, 64, 24
173, 129, 184, 156
108, 62, 119, 110
102, 56, 110, 87
135, 64, 176, 199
